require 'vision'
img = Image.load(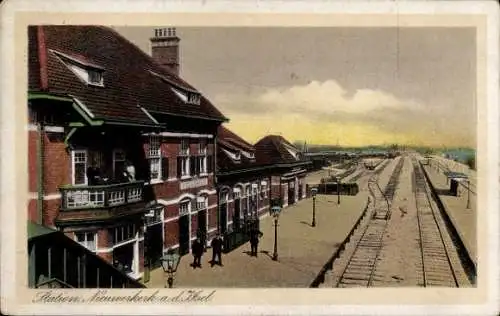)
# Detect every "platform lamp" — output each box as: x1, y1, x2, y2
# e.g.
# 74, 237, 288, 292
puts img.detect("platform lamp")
270, 205, 282, 261
311, 187, 318, 227
466, 178, 471, 209
161, 250, 180, 288
334, 176, 341, 205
